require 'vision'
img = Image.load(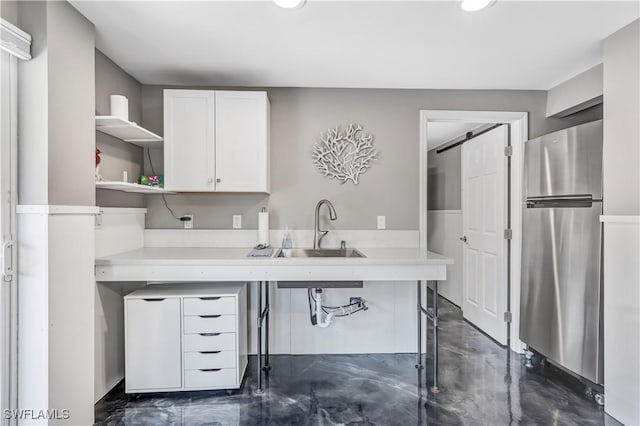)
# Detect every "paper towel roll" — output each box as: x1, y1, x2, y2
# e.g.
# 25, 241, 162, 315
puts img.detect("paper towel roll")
110, 95, 129, 121
258, 211, 270, 246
